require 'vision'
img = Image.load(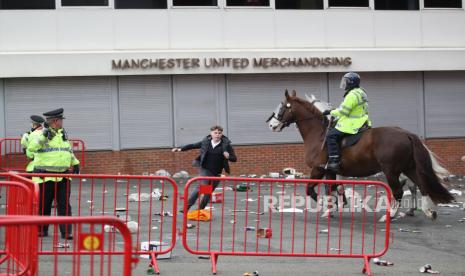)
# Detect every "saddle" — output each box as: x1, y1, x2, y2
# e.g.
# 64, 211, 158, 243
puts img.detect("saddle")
340, 123, 371, 149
